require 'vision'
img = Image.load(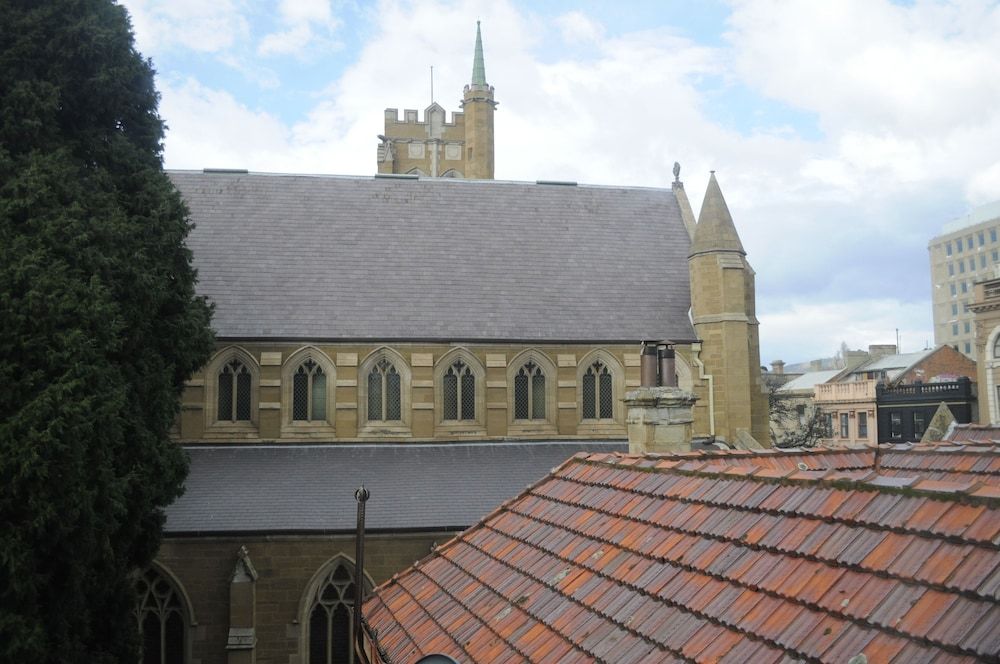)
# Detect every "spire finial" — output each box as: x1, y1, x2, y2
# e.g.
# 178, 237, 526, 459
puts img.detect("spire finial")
689, 171, 746, 257
471, 21, 487, 87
